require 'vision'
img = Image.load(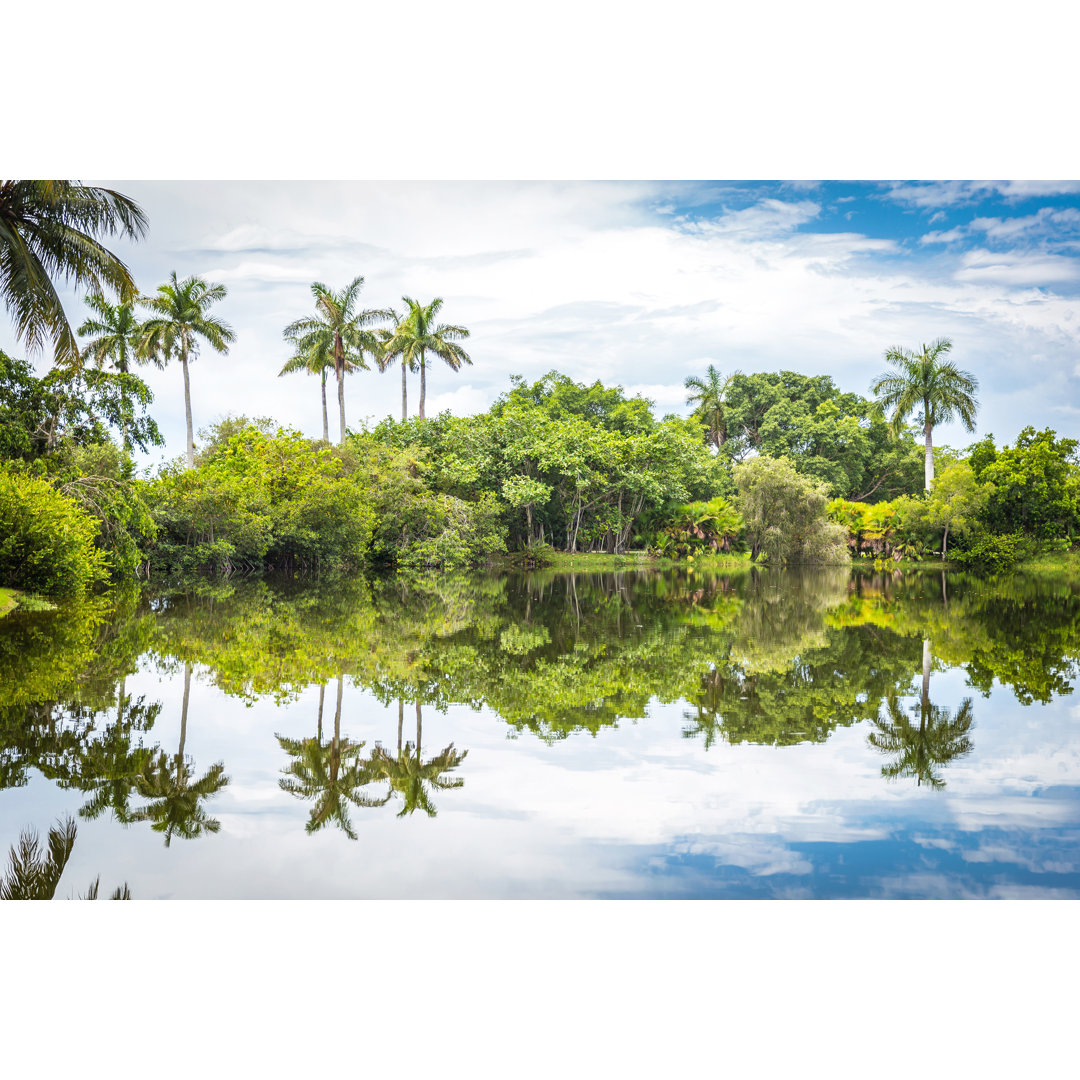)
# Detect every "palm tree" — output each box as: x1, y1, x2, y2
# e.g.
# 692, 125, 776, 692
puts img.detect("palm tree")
282, 278, 390, 444
369, 701, 467, 817
0, 180, 147, 367
138, 273, 235, 469
870, 338, 978, 490
374, 308, 416, 421
279, 327, 334, 442
126, 663, 229, 846
867, 638, 975, 789
684, 365, 738, 450
381, 297, 471, 420
276, 676, 388, 839
77, 292, 146, 448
